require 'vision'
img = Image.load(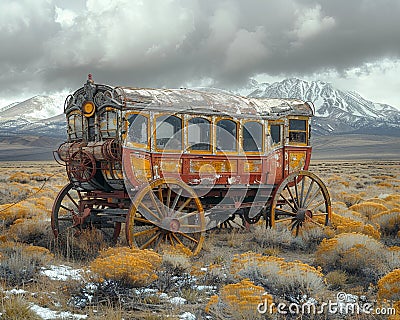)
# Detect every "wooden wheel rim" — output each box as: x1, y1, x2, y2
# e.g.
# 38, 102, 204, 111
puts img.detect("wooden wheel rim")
51, 183, 122, 240
51, 183, 81, 237
126, 178, 205, 255
270, 170, 331, 235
